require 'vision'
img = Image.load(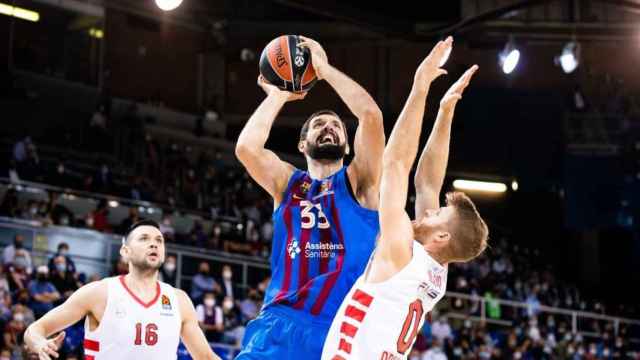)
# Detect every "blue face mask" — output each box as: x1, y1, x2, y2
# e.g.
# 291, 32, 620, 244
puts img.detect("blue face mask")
14, 257, 27, 269
56, 263, 66, 273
